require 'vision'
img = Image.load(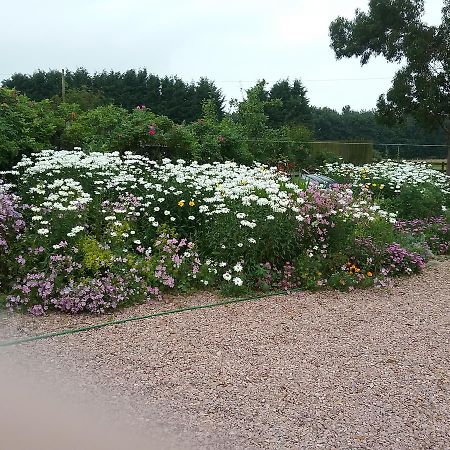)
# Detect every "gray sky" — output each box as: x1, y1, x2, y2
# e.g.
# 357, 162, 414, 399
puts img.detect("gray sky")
1, 0, 445, 111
